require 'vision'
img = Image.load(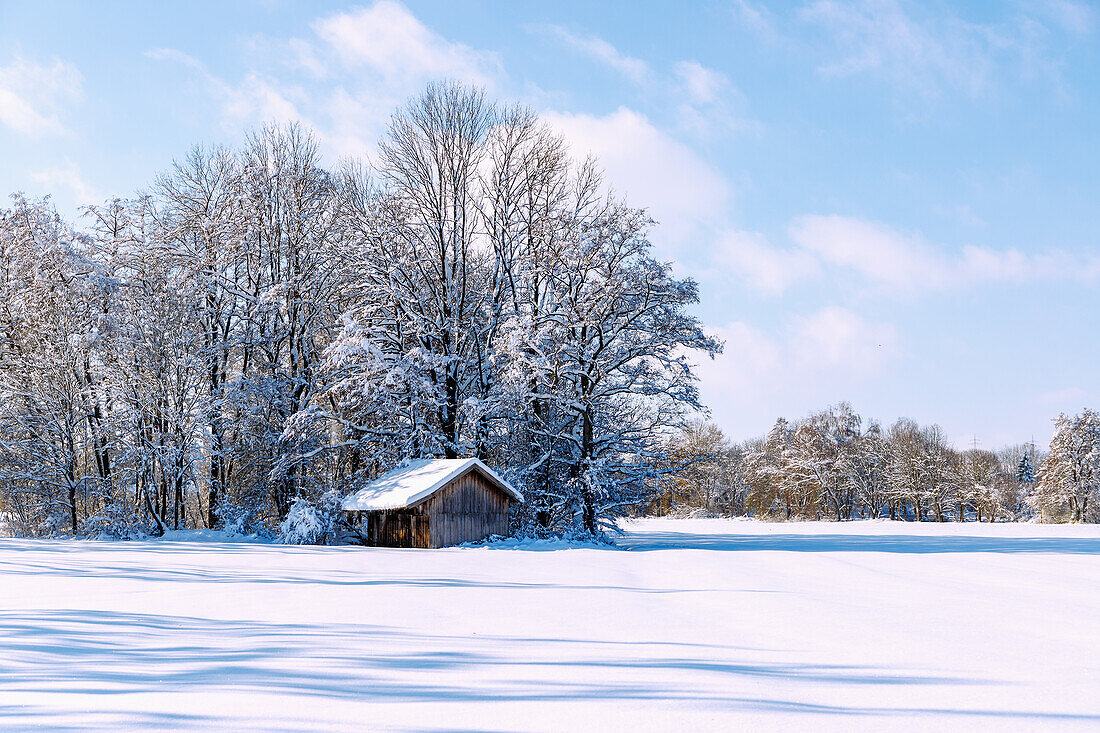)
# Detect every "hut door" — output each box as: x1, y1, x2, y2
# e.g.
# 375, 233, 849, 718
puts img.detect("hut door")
412, 515, 430, 548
